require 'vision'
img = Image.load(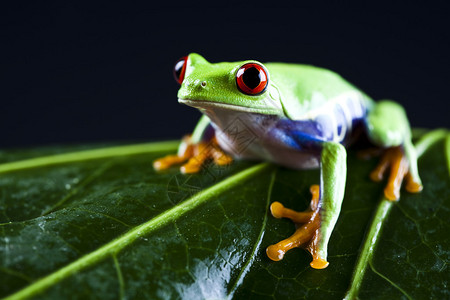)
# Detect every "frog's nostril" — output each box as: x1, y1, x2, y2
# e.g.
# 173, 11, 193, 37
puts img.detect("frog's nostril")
201, 81, 207, 87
